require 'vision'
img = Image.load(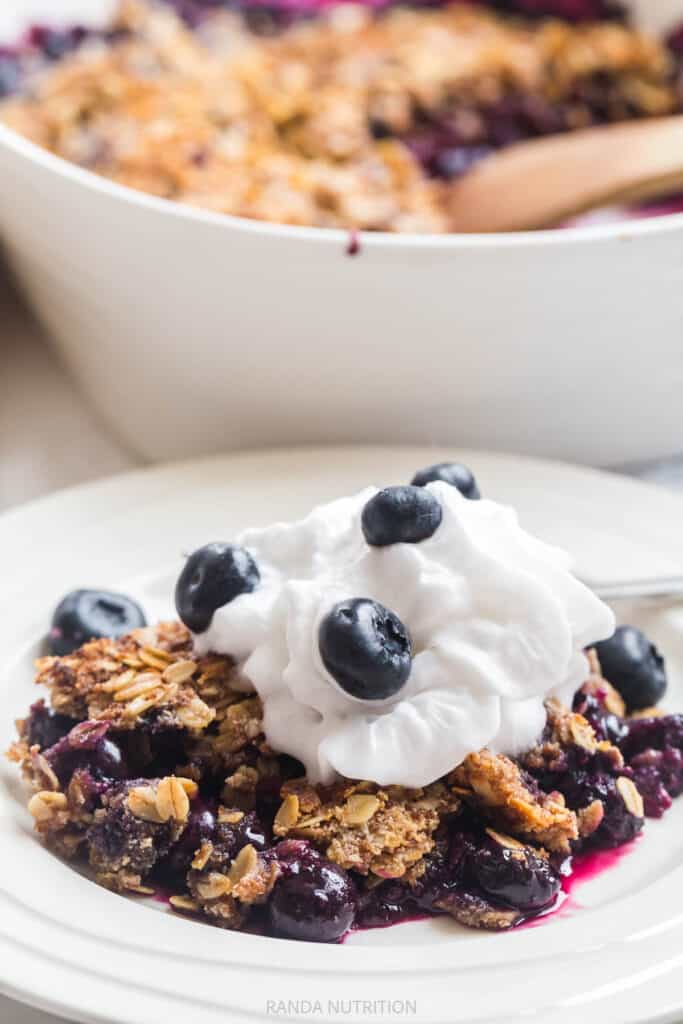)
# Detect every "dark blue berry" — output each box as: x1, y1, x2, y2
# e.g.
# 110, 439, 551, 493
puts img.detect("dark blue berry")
573, 689, 629, 746
410, 462, 481, 499
629, 759, 673, 818
361, 486, 442, 547
319, 598, 412, 701
469, 836, 560, 912
413, 839, 466, 909
368, 117, 393, 140
164, 804, 217, 879
44, 721, 127, 786
356, 879, 419, 928
214, 809, 268, 859
93, 738, 127, 779
554, 771, 643, 849
594, 626, 667, 711
175, 543, 260, 634
0, 53, 20, 98
668, 22, 683, 59
433, 146, 493, 180
31, 28, 71, 60
619, 714, 683, 760
27, 24, 91, 59
49, 590, 147, 656
270, 841, 356, 942
26, 700, 77, 750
